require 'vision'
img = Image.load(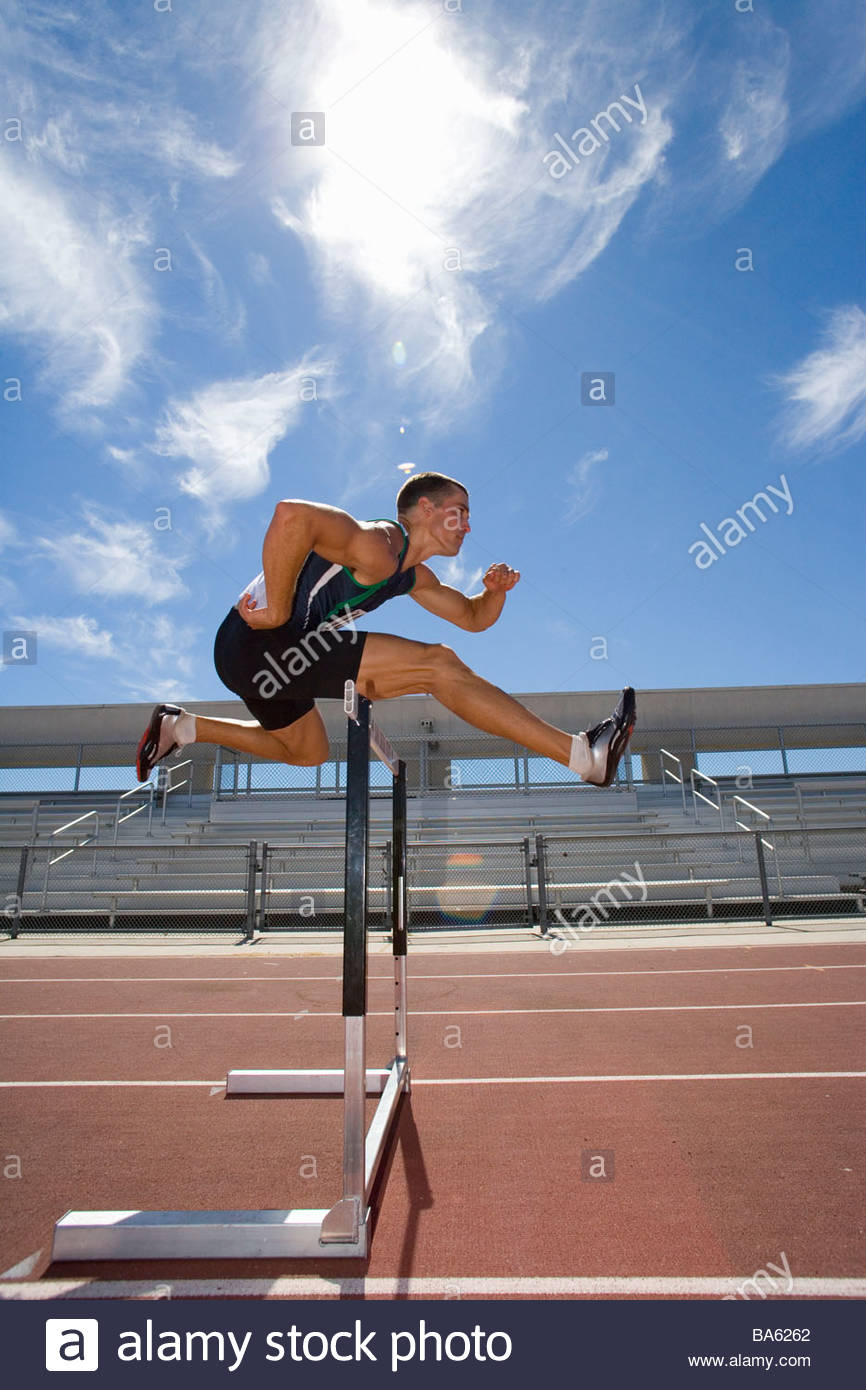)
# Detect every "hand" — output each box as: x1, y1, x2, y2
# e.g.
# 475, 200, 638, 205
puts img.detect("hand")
482, 562, 520, 593
237, 593, 287, 630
